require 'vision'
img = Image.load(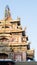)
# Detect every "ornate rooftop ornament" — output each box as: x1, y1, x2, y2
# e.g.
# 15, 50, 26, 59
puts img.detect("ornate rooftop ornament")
5, 5, 11, 20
